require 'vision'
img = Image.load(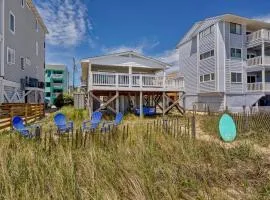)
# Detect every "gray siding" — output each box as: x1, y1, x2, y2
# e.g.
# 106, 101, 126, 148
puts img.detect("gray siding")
4, 0, 45, 83
198, 95, 224, 112
179, 37, 197, 95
